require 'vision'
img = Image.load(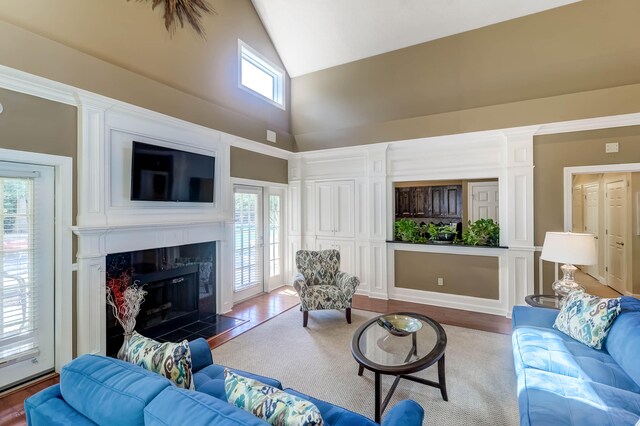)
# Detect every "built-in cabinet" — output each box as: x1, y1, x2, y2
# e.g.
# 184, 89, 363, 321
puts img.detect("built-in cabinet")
316, 180, 355, 237
394, 185, 462, 219
316, 238, 355, 275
